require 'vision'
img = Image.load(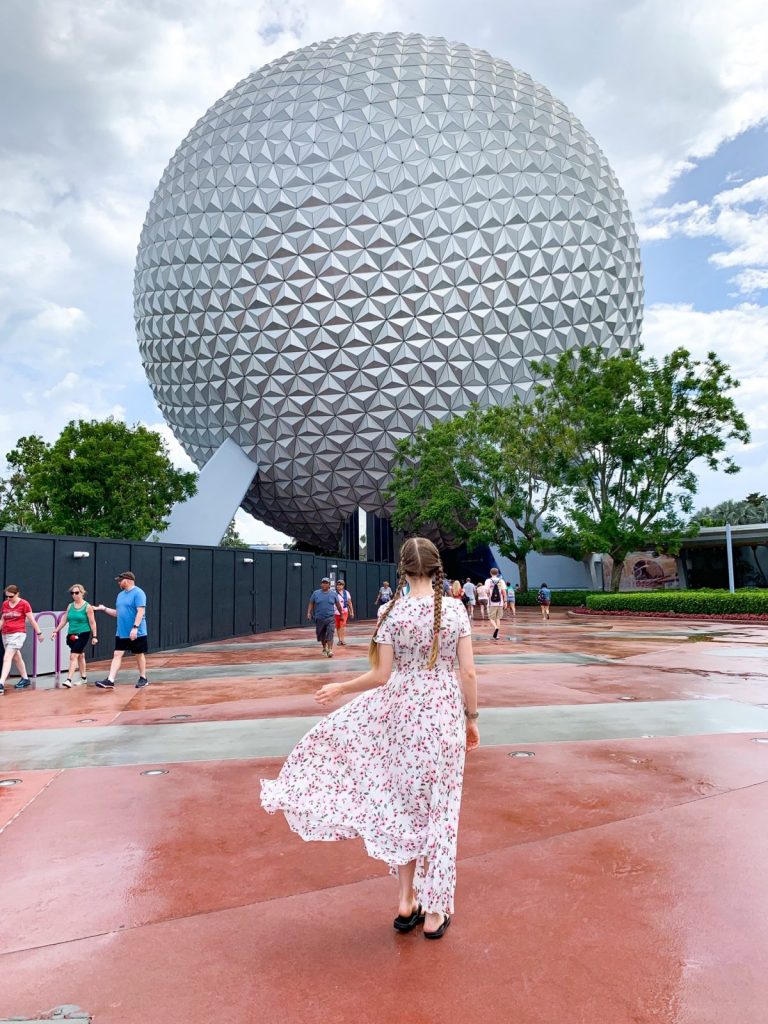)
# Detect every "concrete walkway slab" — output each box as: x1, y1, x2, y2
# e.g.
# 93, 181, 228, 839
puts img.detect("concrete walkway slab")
2, 699, 768, 770
2, 609, 768, 1023
3, 780, 768, 1024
